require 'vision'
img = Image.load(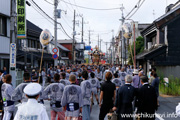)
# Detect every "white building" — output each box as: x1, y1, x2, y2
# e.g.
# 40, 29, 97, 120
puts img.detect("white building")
0, 0, 11, 70
115, 22, 150, 65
